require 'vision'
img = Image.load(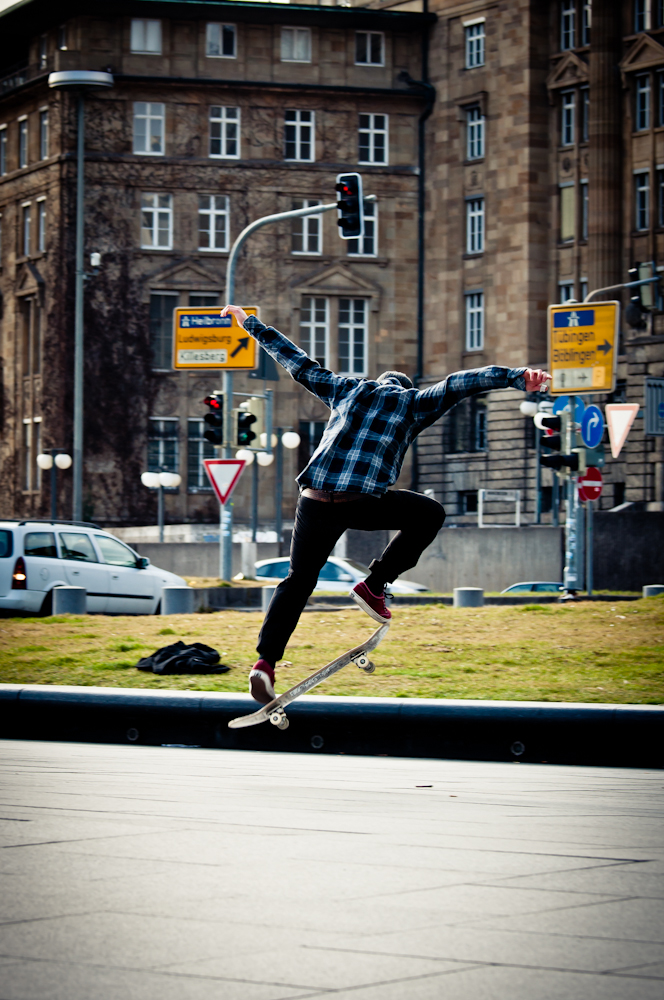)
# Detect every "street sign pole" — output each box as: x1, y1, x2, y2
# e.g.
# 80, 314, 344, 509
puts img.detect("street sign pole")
562, 395, 581, 595
586, 498, 594, 596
